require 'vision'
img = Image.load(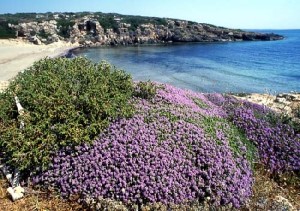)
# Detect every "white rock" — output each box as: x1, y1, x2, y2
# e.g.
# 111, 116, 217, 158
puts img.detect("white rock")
6, 173, 12, 180
7, 186, 25, 201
